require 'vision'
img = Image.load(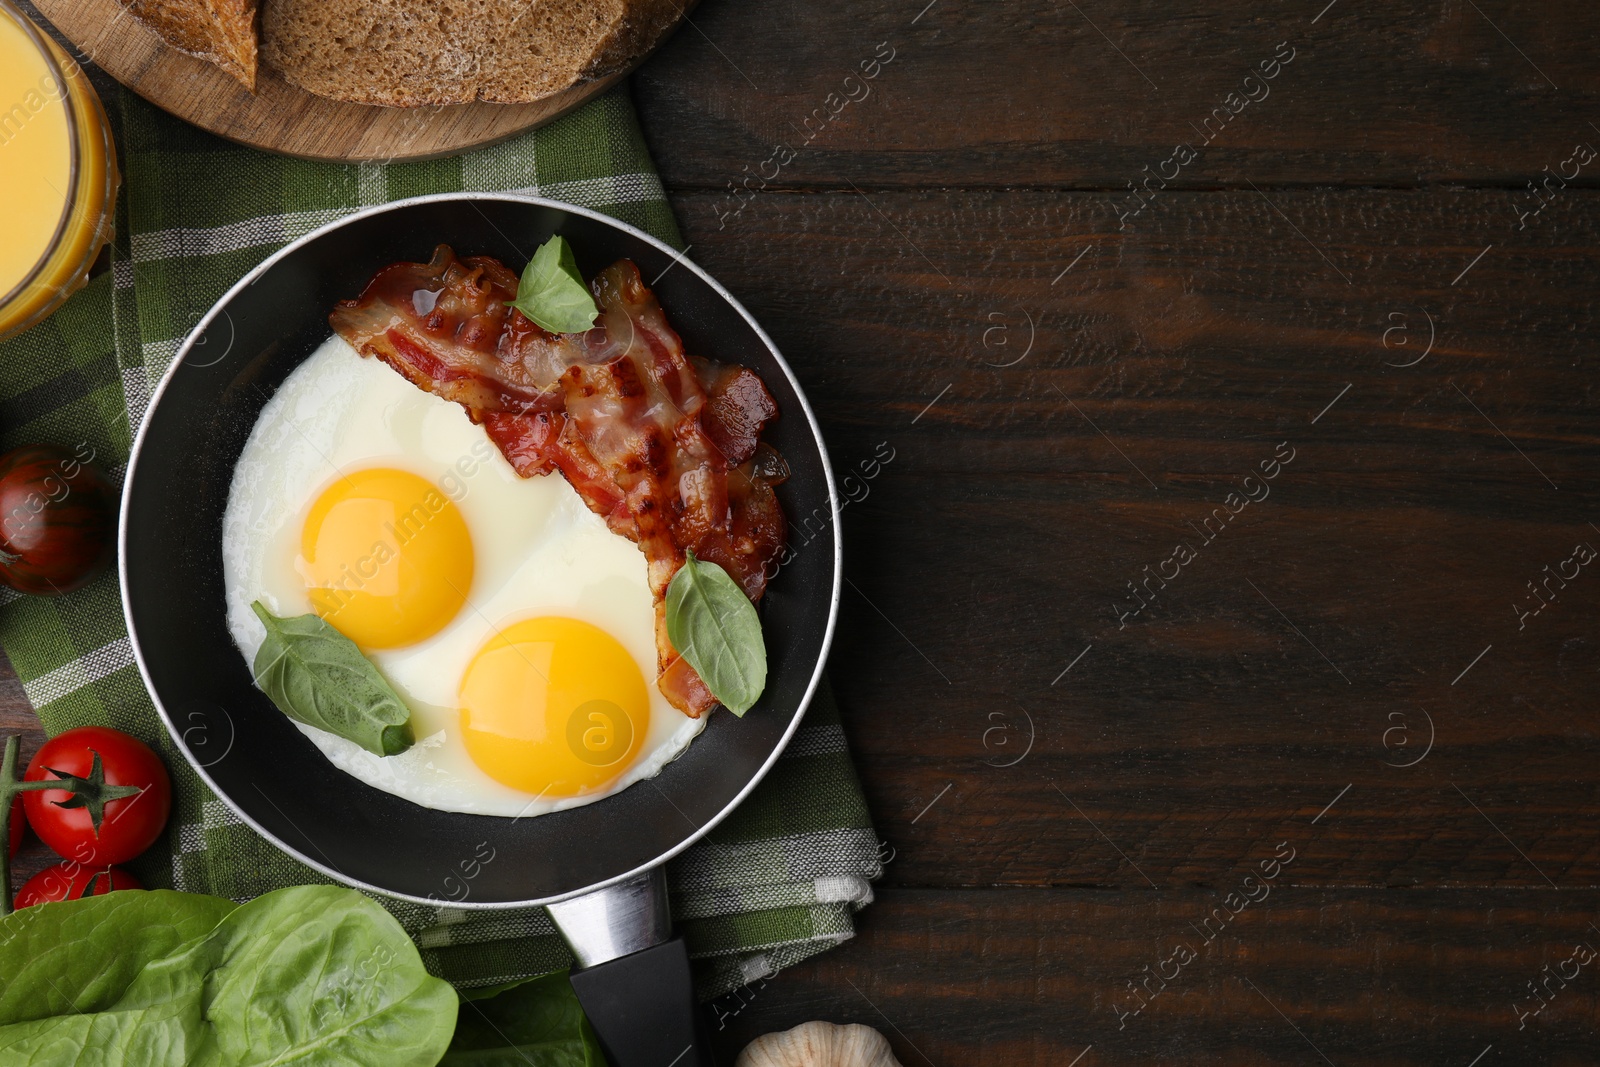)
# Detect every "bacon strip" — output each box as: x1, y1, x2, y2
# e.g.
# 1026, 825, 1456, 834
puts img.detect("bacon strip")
331, 245, 787, 716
